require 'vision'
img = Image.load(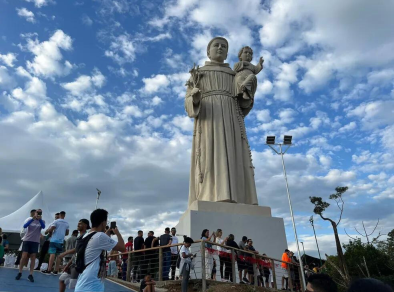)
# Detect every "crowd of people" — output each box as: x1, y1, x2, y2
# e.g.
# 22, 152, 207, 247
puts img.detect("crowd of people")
1, 210, 394, 292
